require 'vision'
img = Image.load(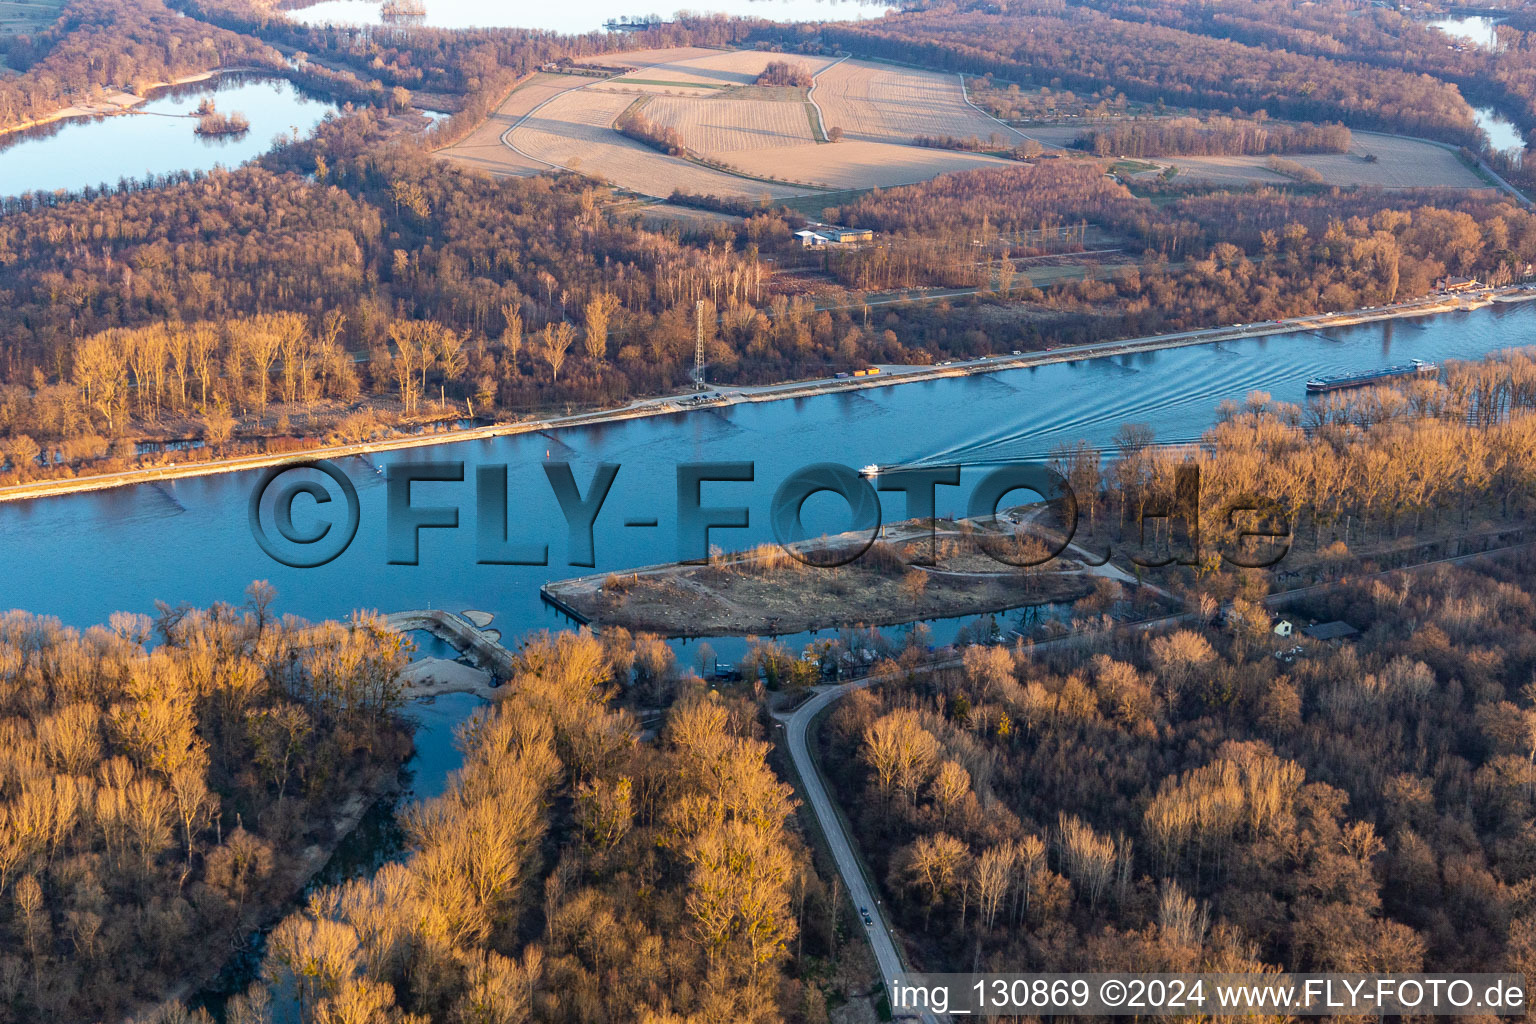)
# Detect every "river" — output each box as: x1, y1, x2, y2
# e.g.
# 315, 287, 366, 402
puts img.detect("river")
3, 300, 1533, 645
0, 74, 341, 199
285, 0, 893, 33
6, 297, 1530, 1007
